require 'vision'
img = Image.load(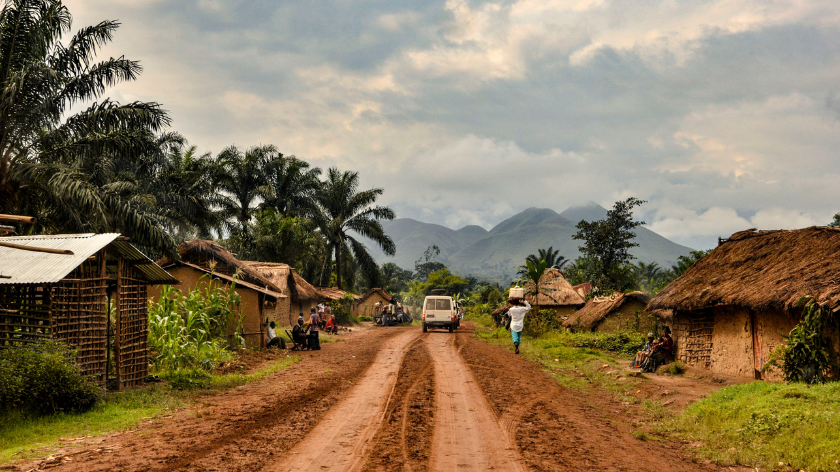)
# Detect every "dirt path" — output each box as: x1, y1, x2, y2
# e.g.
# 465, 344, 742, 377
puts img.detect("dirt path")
425, 331, 526, 472
11, 322, 740, 472
264, 329, 420, 472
